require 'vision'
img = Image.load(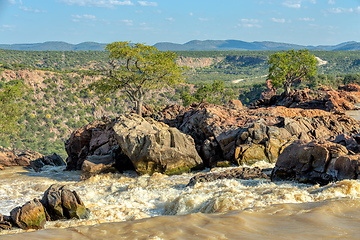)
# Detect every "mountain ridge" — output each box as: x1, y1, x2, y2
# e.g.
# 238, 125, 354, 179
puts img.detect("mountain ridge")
0, 40, 360, 51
